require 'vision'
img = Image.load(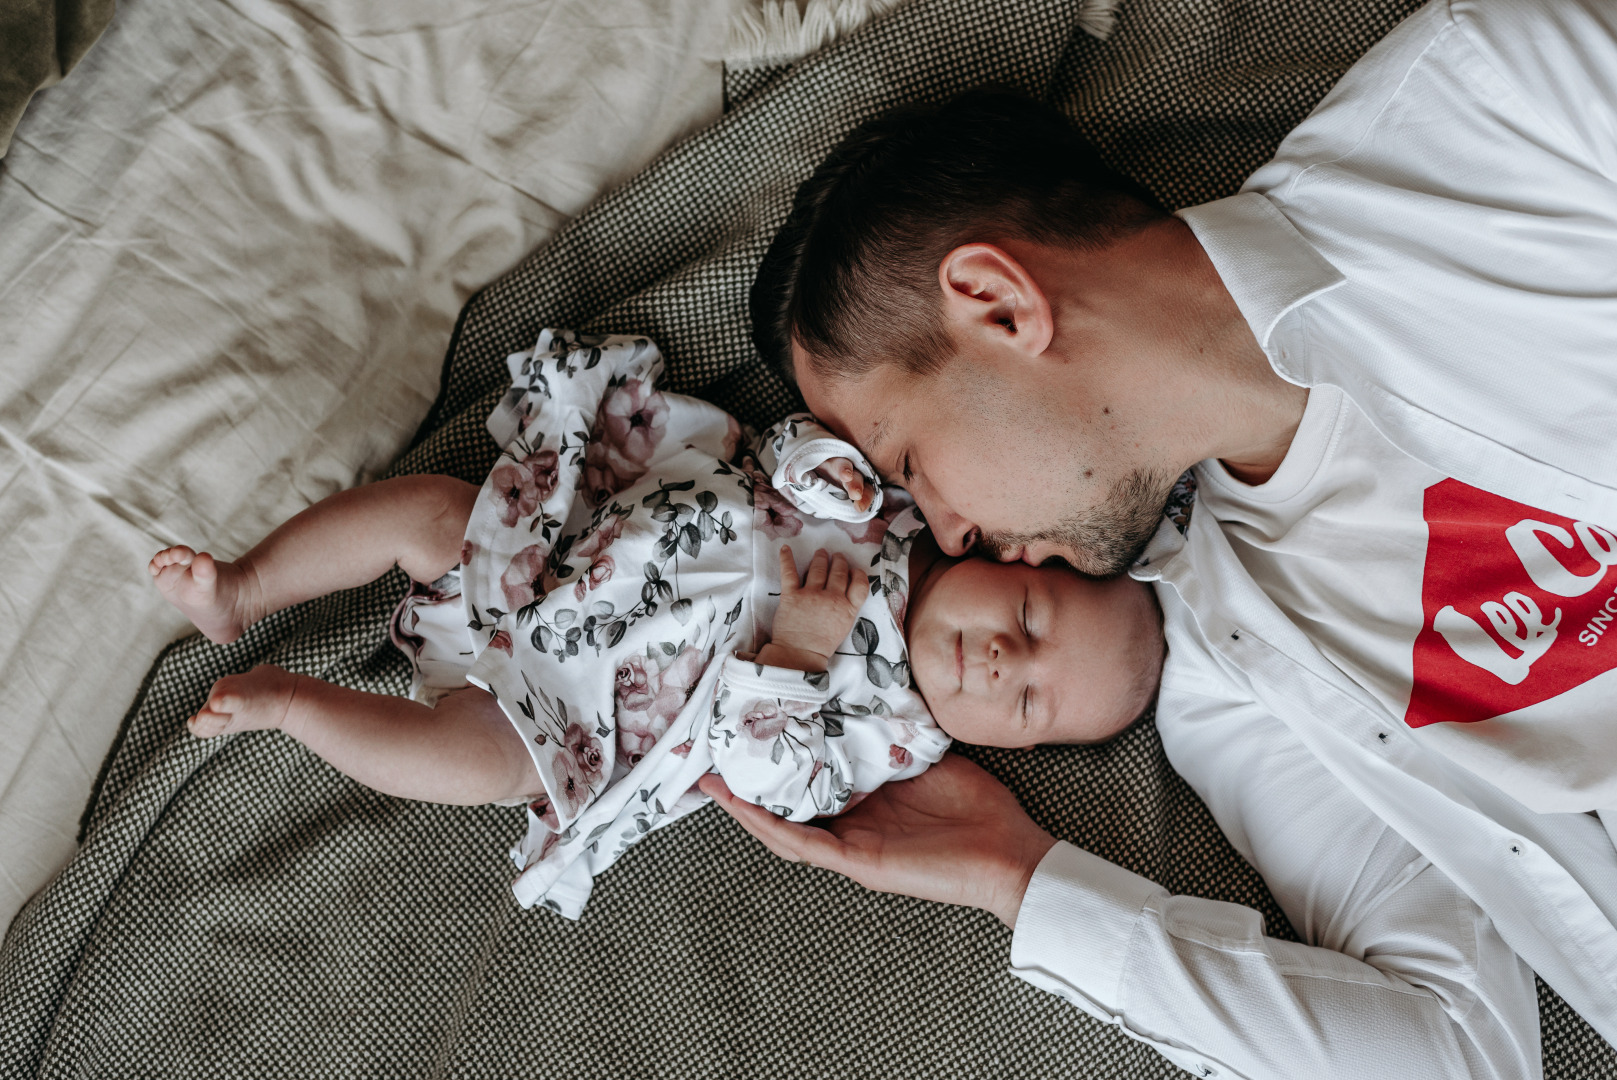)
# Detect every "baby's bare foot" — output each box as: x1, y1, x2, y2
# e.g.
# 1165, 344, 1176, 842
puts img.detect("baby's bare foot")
149, 545, 258, 644
189, 666, 299, 738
